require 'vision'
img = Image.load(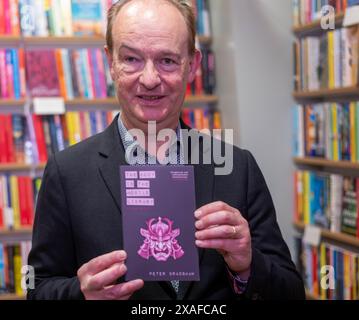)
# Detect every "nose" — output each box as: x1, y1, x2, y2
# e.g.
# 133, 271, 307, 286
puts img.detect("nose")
139, 60, 161, 89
